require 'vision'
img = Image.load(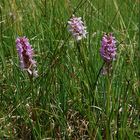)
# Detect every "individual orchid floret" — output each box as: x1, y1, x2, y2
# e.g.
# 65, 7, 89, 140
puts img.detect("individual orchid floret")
16, 37, 38, 77
68, 15, 87, 41
100, 33, 117, 63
